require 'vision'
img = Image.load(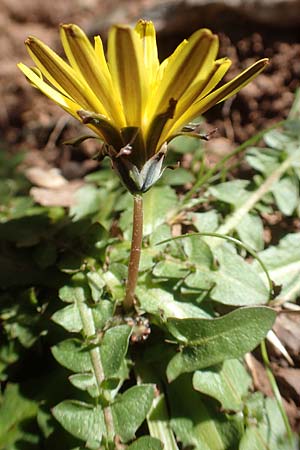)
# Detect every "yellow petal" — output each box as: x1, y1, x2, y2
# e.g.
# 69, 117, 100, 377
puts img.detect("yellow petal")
204, 58, 269, 108
167, 58, 269, 139
148, 29, 218, 121
25, 36, 104, 114
18, 62, 81, 118
134, 20, 159, 87
60, 24, 125, 128
159, 57, 232, 145
155, 39, 188, 86
94, 34, 126, 125
17, 63, 109, 140
146, 98, 177, 157
94, 35, 113, 82
194, 57, 232, 101
172, 57, 232, 123
30, 66, 43, 78
107, 25, 146, 127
